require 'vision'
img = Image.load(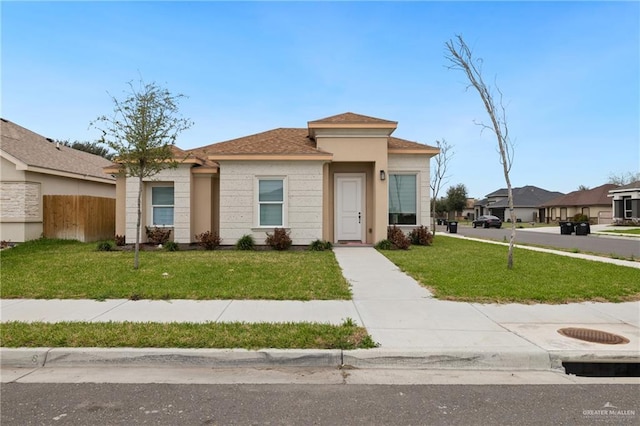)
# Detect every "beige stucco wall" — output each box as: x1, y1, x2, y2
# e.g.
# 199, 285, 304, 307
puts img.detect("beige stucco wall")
388, 154, 431, 232
1, 157, 115, 242
317, 135, 388, 243
218, 160, 324, 246
191, 173, 218, 238
545, 205, 612, 222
